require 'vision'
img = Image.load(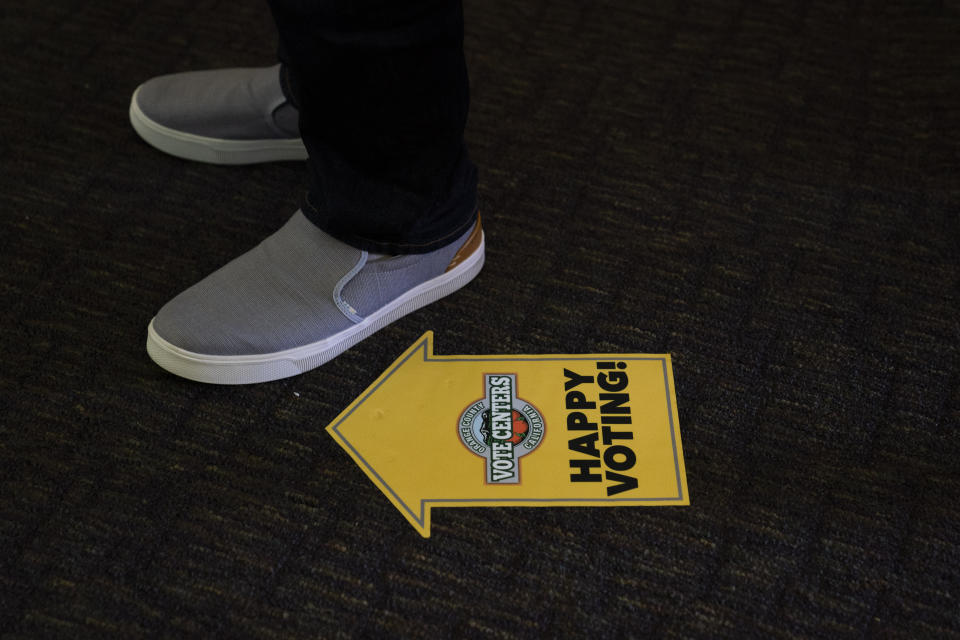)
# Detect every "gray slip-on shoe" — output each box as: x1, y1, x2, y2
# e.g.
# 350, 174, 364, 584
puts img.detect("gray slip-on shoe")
146, 211, 485, 384
129, 64, 308, 164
